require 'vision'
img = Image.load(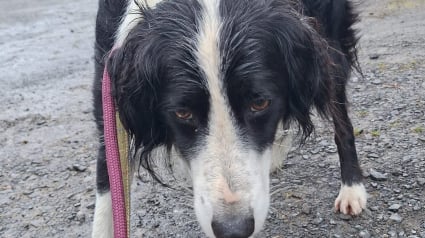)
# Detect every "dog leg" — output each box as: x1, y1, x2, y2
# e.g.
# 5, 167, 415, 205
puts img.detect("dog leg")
332, 88, 367, 215
92, 191, 114, 238
92, 145, 114, 238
